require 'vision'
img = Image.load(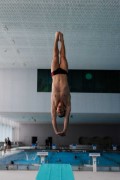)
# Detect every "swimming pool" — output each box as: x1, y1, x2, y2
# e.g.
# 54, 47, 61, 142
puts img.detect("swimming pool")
0, 150, 120, 171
